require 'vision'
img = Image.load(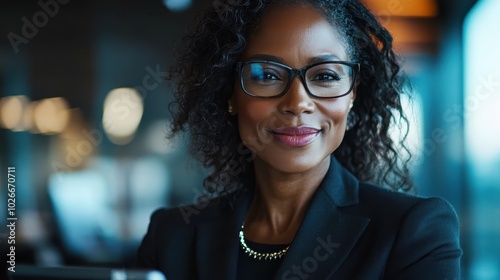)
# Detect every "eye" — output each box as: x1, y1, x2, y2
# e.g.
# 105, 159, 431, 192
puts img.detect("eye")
251, 71, 279, 81
311, 71, 341, 82
247, 64, 284, 84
